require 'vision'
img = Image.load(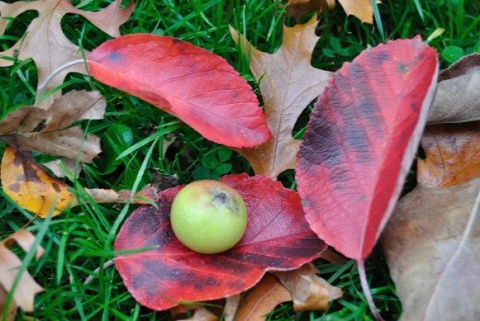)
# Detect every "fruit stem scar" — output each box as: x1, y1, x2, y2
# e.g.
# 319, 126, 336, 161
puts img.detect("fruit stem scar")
212, 189, 239, 214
